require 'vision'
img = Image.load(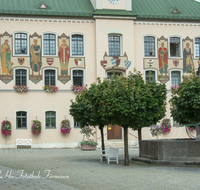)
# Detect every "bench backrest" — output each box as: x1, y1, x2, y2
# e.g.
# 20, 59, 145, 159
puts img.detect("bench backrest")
108, 147, 119, 156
